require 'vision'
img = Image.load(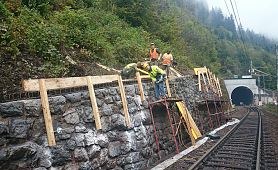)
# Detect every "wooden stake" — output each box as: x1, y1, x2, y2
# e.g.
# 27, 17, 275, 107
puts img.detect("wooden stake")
39, 79, 56, 146
86, 76, 102, 130
198, 73, 202, 92
117, 75, 131, 128
165, 78, 172, 97
136, 72, 145, 101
